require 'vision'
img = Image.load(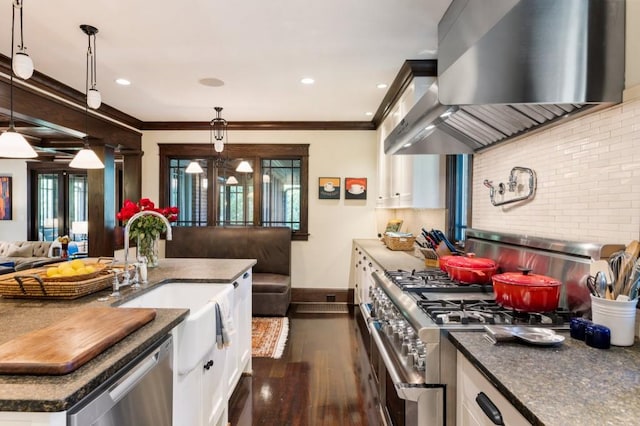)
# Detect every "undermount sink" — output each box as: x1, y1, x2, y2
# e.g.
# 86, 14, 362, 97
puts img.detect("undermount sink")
118, 282, 234, 374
